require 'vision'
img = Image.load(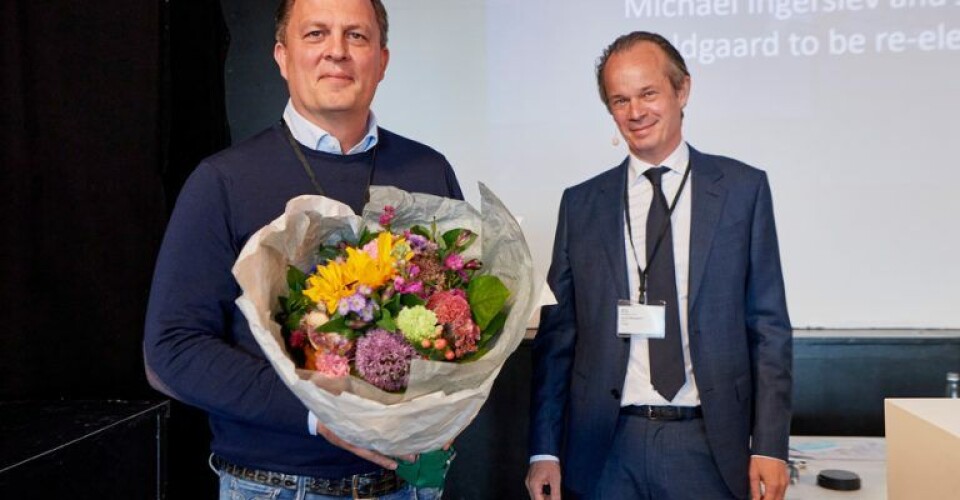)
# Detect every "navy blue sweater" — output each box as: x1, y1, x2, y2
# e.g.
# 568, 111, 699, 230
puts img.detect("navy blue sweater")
144, 123, 462, 477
